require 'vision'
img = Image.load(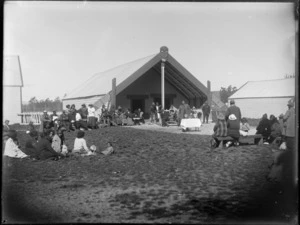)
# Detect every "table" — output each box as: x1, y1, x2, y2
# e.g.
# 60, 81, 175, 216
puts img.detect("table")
180, 118, 202, 131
